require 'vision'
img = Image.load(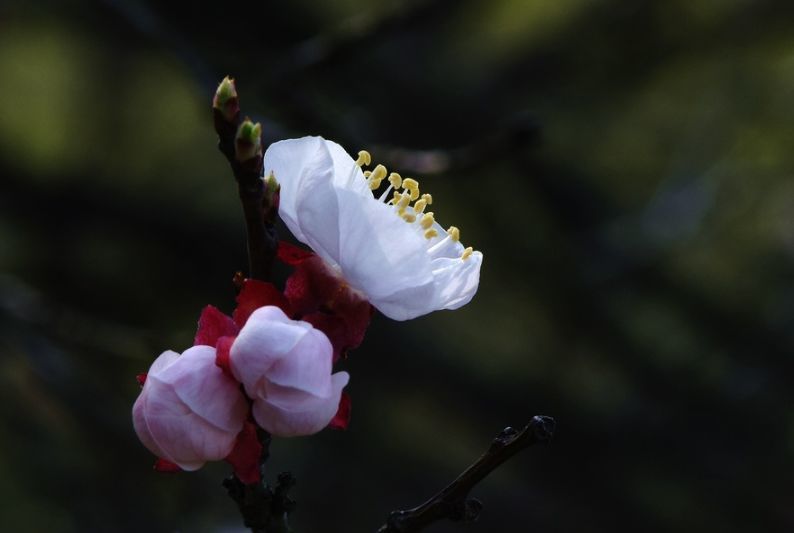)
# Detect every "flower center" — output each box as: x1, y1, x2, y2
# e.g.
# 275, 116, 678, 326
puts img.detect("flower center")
356, 150, 475, 261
